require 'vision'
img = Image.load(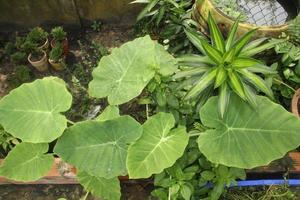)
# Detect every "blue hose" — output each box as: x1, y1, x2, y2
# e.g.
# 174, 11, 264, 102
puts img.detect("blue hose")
232, 179, 300, 187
